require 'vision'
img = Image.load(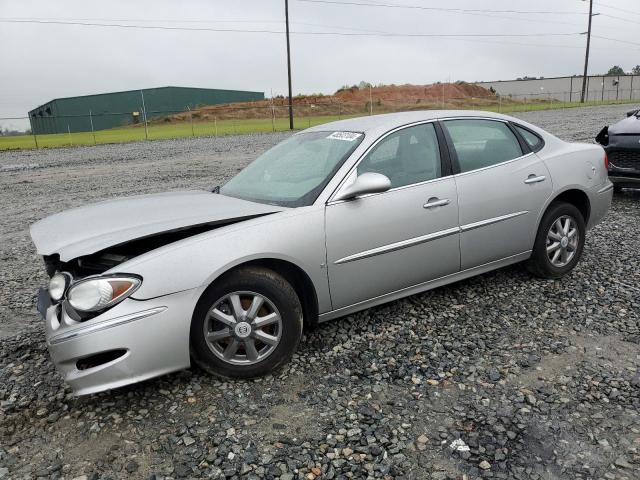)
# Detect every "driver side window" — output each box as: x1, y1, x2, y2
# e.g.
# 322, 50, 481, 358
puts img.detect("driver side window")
358, 123, 442, 189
